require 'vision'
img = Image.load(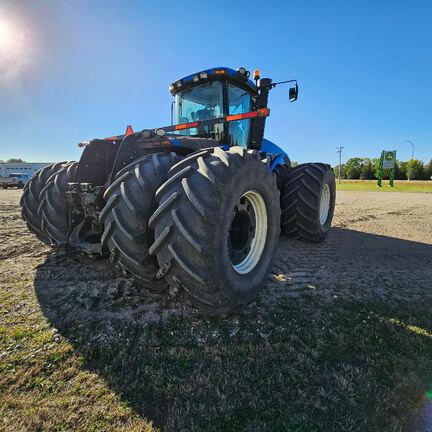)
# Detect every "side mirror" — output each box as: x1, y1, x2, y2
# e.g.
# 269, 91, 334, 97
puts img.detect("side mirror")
289, 84, 298, 102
